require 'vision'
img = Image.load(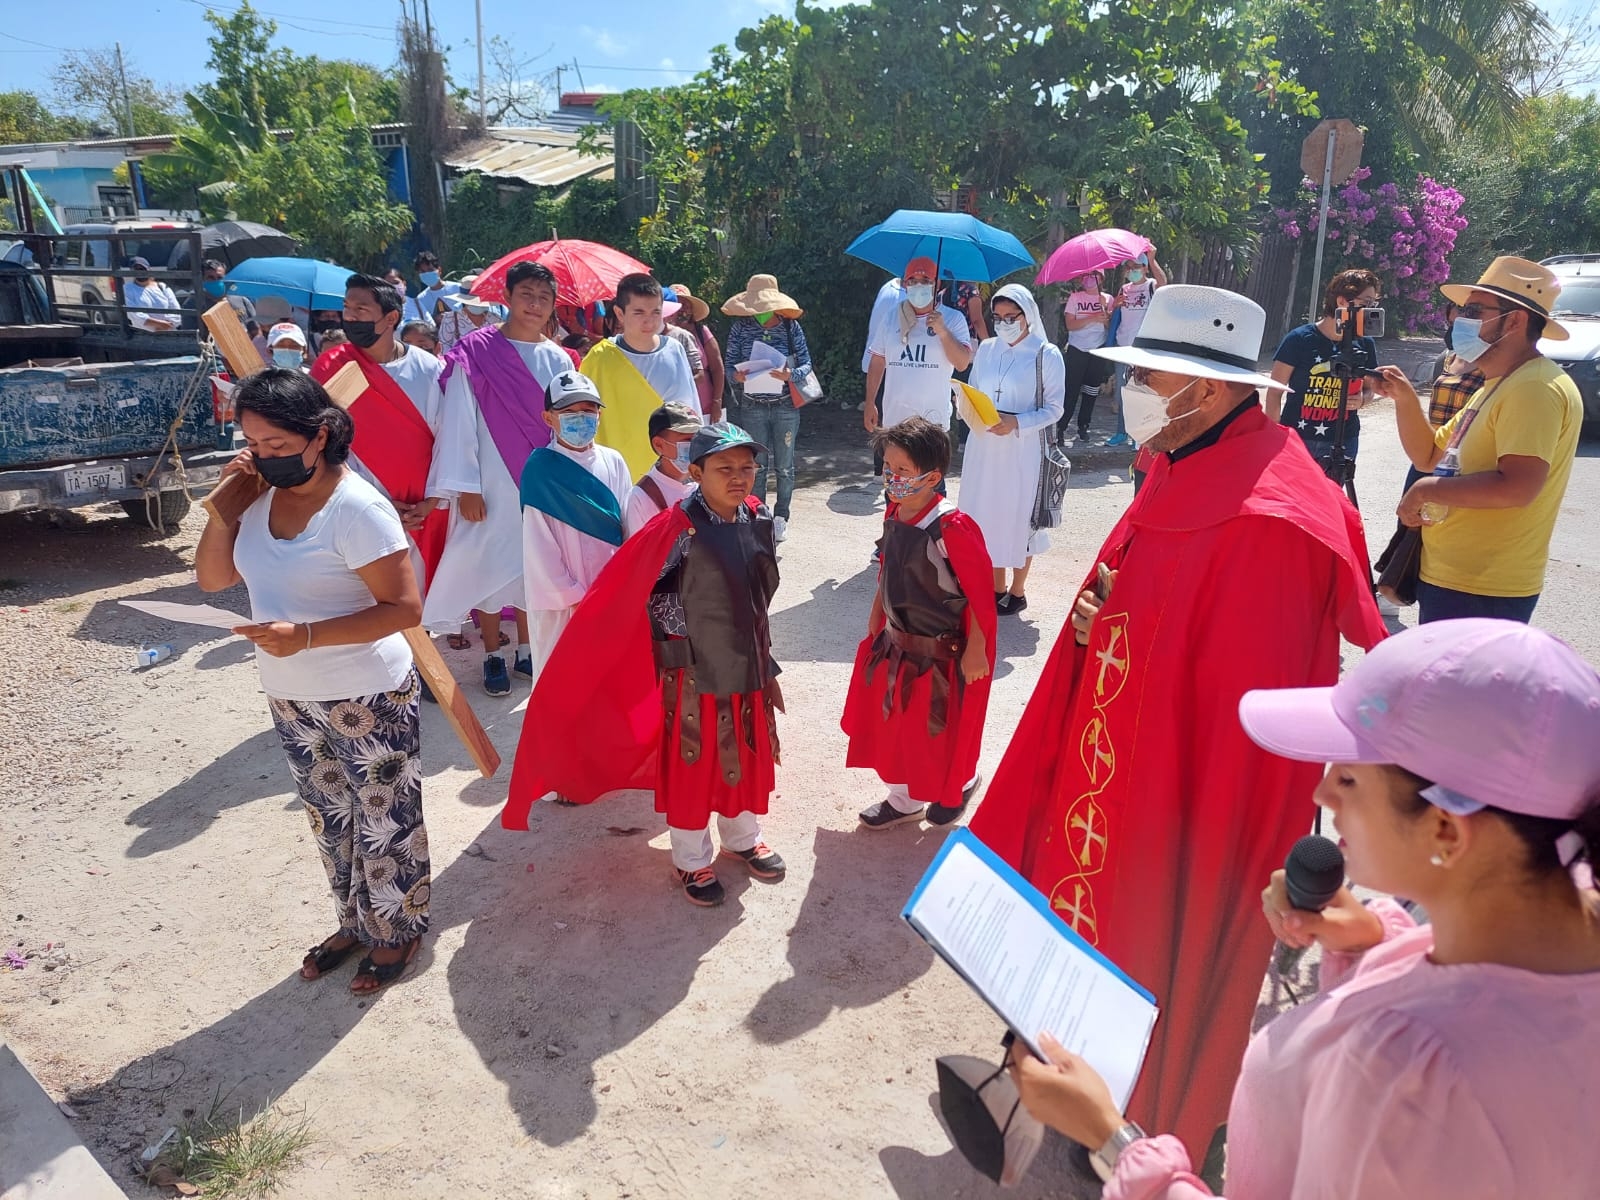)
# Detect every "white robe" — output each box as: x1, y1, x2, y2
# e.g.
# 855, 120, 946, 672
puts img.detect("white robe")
956, 334, 1066, 568
520, 440, 633, 679
421, 337, 572, 631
